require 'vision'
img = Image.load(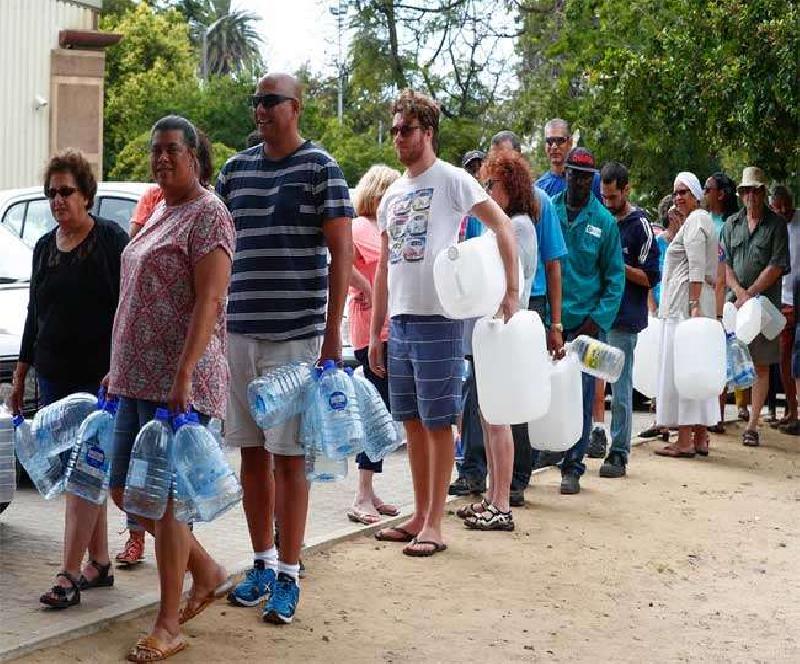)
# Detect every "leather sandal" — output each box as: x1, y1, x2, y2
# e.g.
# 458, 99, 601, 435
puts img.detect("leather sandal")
79, 560, 115, 590
654, 444, 696, 458
40, 571, 81, 609
742, 430, 760, 447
